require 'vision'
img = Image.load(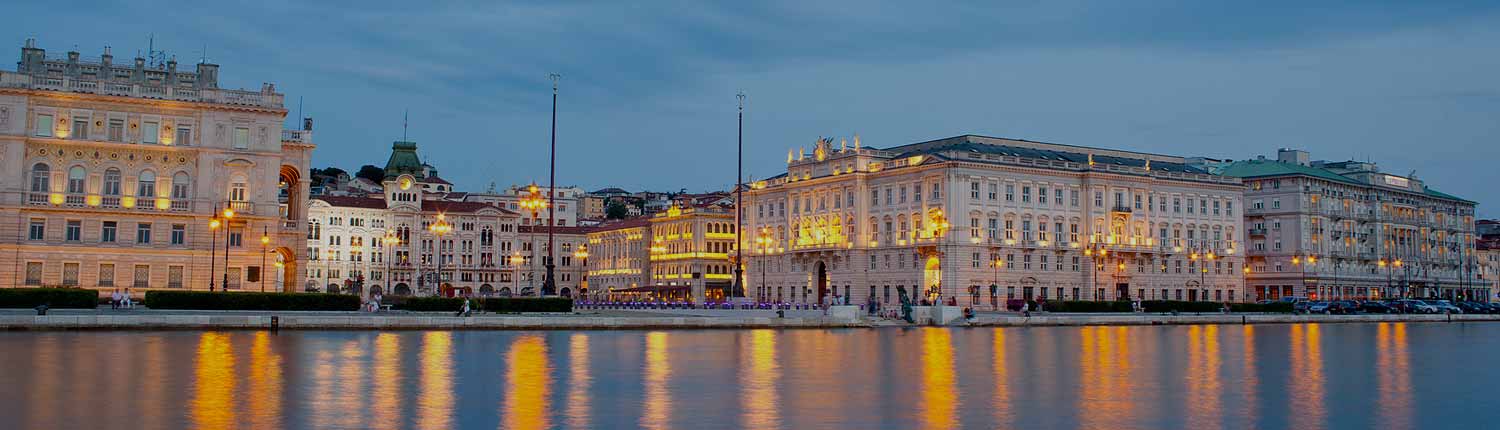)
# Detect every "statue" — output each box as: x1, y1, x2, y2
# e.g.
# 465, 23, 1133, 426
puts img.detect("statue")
897, 286, 915, 323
